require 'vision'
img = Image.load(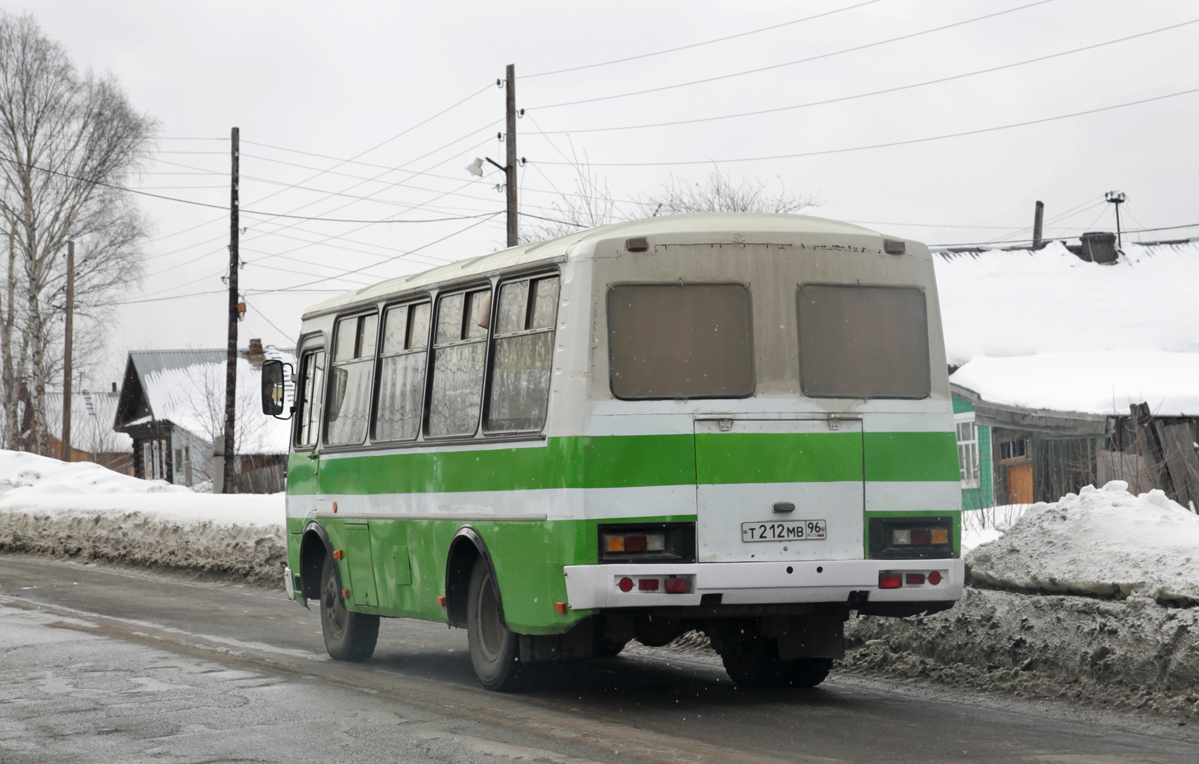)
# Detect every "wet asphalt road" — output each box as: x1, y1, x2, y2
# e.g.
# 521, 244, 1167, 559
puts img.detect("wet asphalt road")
1, 555, 1197, 764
